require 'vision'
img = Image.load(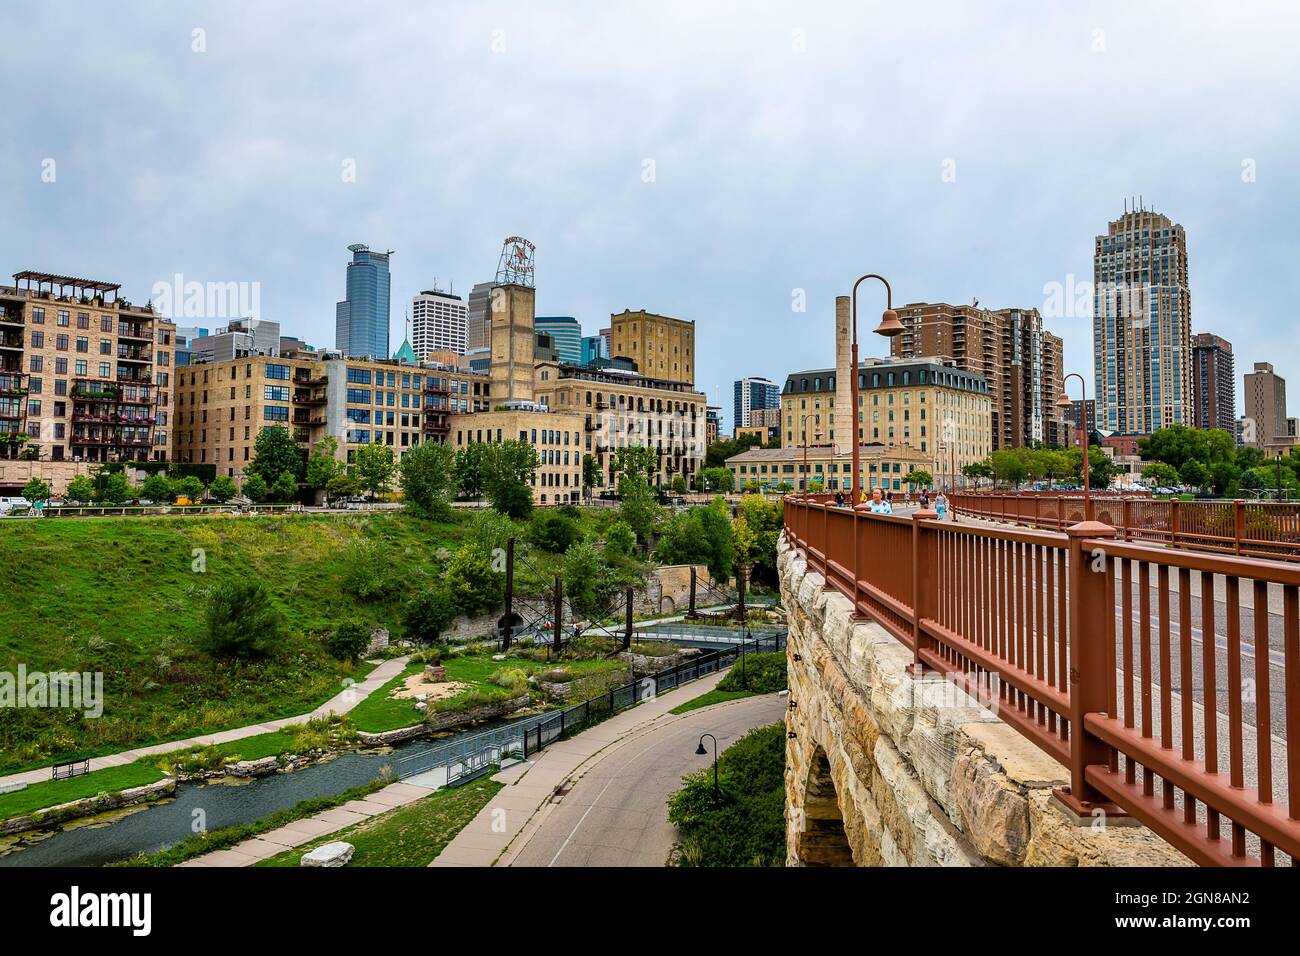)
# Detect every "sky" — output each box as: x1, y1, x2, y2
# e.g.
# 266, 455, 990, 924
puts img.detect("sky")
2, 0, 1298, 432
